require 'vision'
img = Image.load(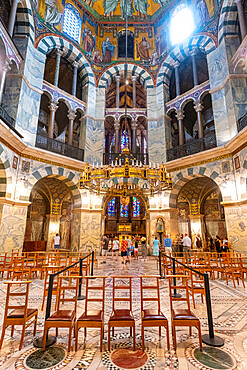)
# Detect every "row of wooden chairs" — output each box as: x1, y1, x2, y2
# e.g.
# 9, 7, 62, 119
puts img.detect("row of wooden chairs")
0, 275, 202, 352
161, 252, 246, 288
